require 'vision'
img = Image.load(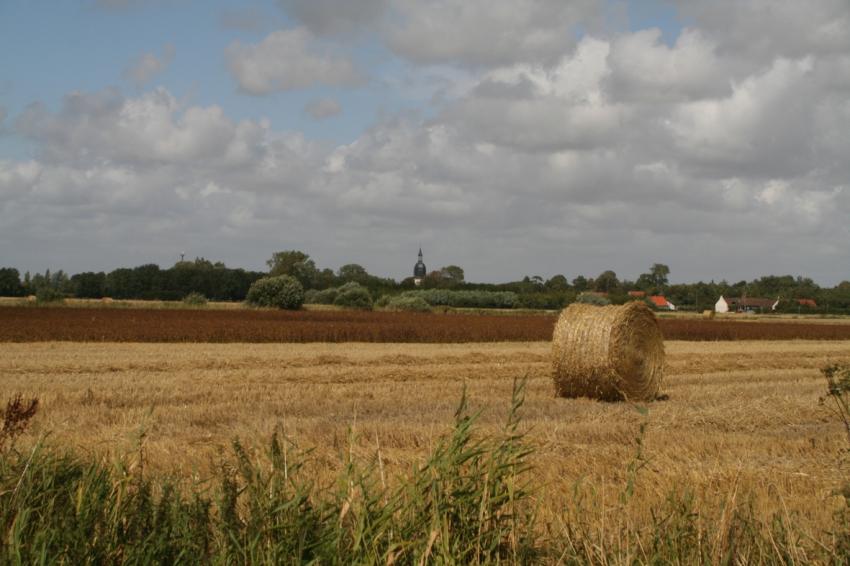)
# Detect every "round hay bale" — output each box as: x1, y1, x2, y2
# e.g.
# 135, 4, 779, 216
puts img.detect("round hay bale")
552, 301, 664, 402
702, 309, 715, 319
26, 295, 36, 303
101, 297, 114, 304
